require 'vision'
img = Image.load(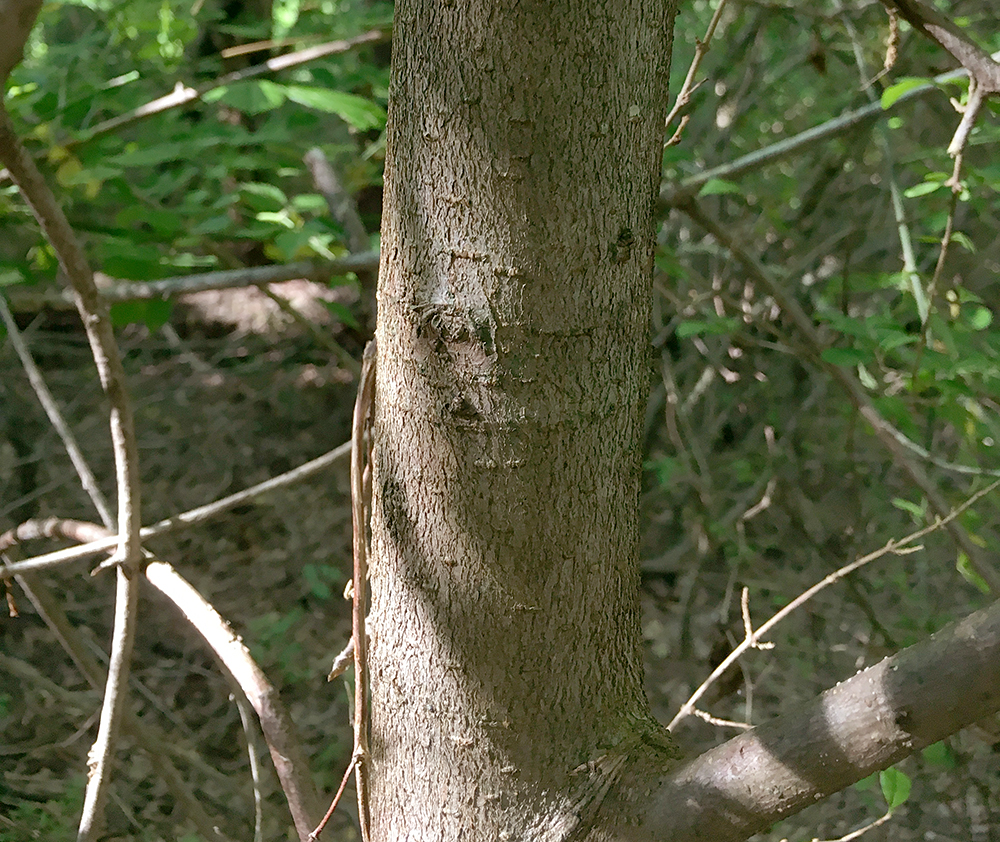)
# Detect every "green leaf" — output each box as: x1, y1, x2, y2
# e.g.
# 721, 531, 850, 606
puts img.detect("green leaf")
921, 741, 956, 768
677, 317, 739, 337
853, 772, 877, 792
0, 268, 25, 286
951, 231, 975, 253
891, 497, 925, 519
904, 179, 944, 198
282, 85, 386, 130
875, 329, 917, 352
241, 182, 288, 211
879, 768, 911, 810
109, 299, 173, 331
698, 178, 742, 197
190, 215, 235, 236
957, 551, 991, 594
212, 80, 288, 115
820, 347, 867, 366
968, 306, 992, 330
323, 300, 360, 329
882, 77, 931, 110
645, 456, 679, 487
99, 241, 167, 280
